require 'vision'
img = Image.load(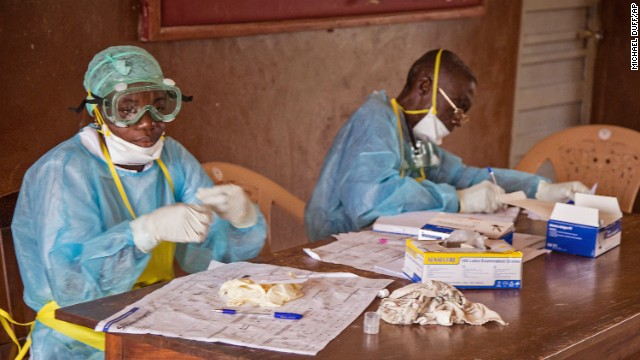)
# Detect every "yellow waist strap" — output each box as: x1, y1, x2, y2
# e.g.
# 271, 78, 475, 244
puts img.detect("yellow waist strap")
0, 307, 34, 359
37, 301, 105, 351
0, 301, 106, 359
